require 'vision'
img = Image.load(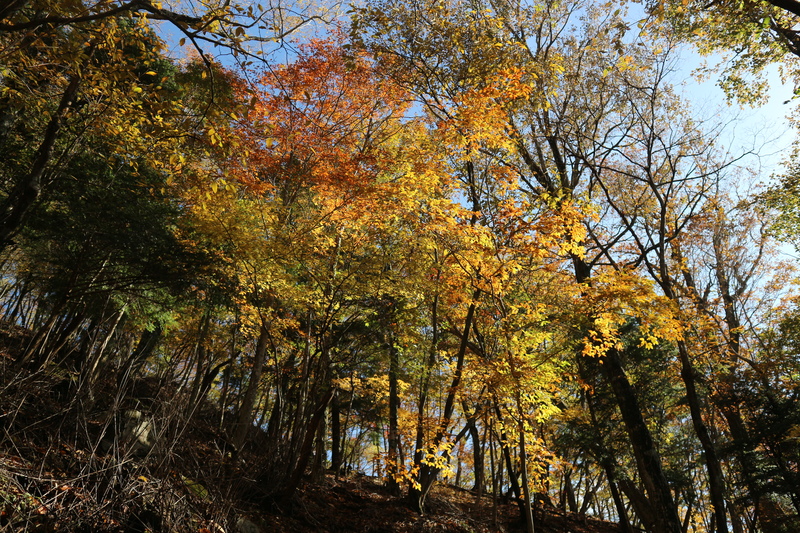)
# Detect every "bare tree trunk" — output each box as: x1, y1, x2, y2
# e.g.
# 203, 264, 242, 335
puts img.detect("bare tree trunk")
43, 309, 86, 367
387, 330, 401, 495
489, 420, 500, 529
676, 340, 730, 533
186, 313, 211, 414
118, 325, 163, 387
232, 322, 269, 450
279, 388, 334, 503
411, 292, 438, 503
16, 301, 64, 368
86, 306, 126, 387
330, 392, 342, 475
468, 415, 484, 496
518, 418, 535, 533
311, 408, 326, 482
